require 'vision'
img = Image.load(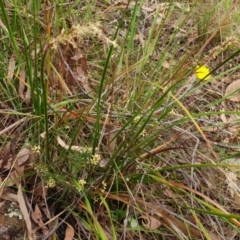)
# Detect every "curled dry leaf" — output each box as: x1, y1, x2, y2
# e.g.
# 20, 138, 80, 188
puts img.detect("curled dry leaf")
225, 172, 239, 198
163, 189, 177, 199
107, 127, 117, 154
7, 53, 16, 83
3, 193, 19, 202
18, 184, 35, 240
220, 111, 228, 123
57, 136, 91, 153
31, 204, 42, 224
0, 141, 12, 170
0, 117, 27, 137
24, 83, 31, 104
0, 19, 8, 32
99, 159, 109, 168
227, 114, 240, 123
233, 193, 240, 209
40, 131, 46, 139
31, 204, 48, 236
135, 30, 145, 48
19, 68, 25, 100
64, 224, 75, 240
9, 170, 21, 186
71, 49, 88, 74
76, 66, 93, 95
16, 148, 30, 165
225, 79, 240, 102
209, 232, 222, 240
139, 215, 162, 230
